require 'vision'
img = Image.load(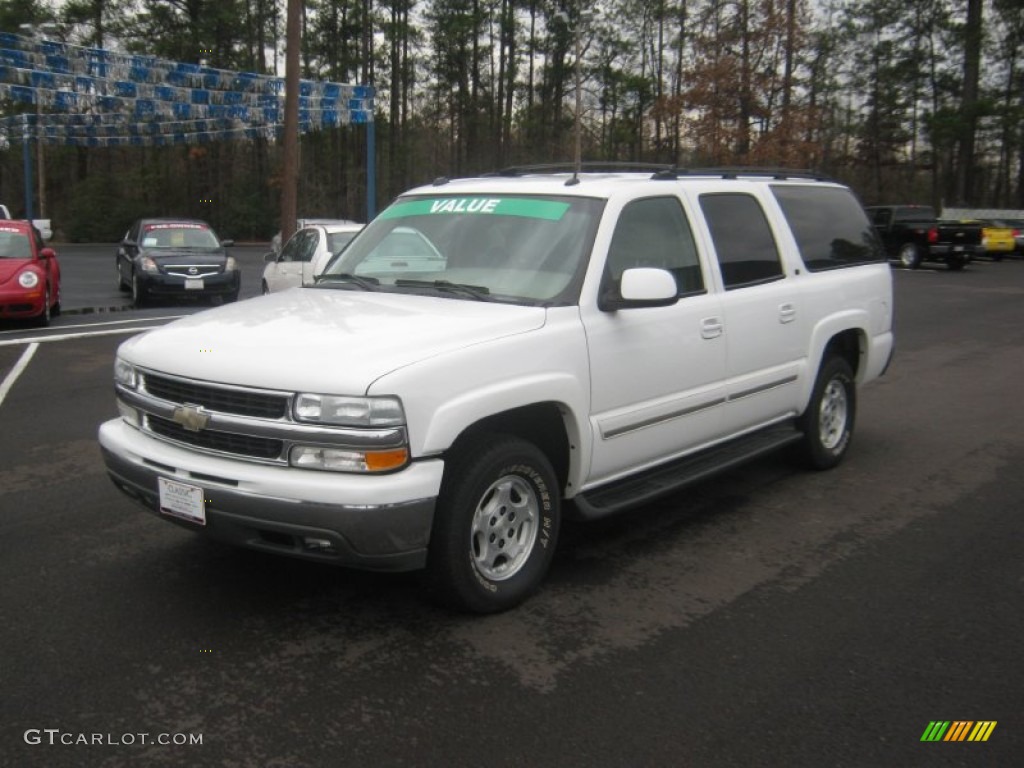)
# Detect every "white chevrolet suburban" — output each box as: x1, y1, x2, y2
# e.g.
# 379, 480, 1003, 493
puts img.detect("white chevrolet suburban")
99, 167, 894, 613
